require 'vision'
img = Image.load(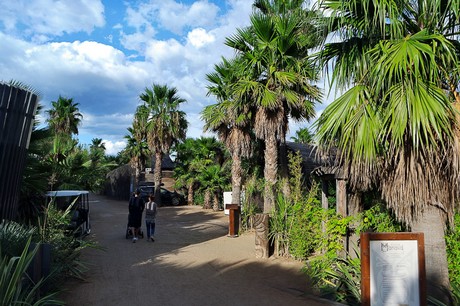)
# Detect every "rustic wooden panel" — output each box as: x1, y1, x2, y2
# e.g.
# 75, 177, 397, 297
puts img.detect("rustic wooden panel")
0, 83, 38, 220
